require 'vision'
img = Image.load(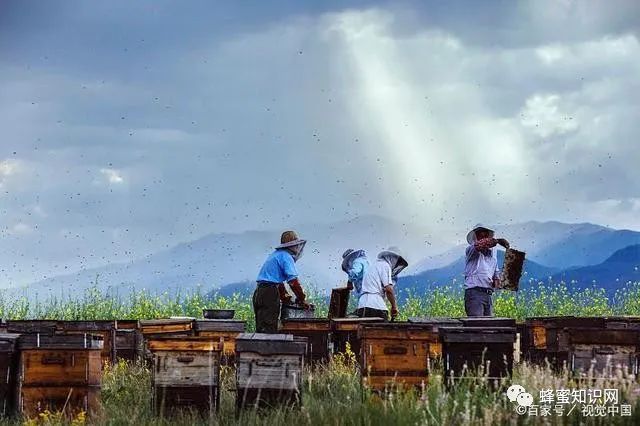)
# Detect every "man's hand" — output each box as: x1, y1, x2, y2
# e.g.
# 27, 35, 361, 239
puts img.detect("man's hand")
346, 281, 354, 291
298, 301, 312, 310
496, 238, 510, 249
390, 306, 399, 321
